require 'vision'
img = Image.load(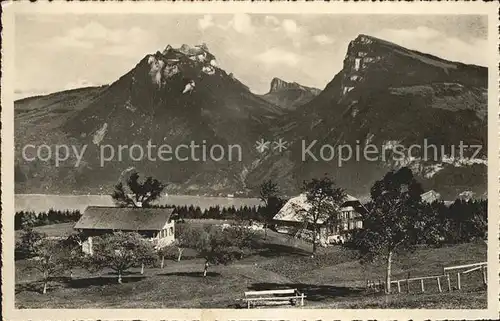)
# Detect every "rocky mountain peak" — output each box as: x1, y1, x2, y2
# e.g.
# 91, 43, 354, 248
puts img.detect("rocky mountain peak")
269, 77, 291, 92
269, 77, 320, 95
